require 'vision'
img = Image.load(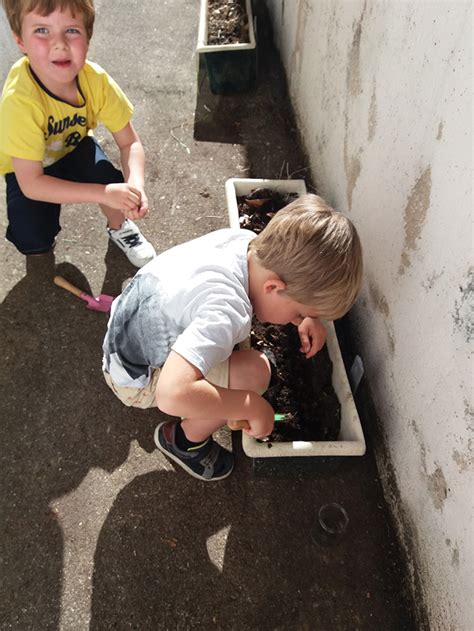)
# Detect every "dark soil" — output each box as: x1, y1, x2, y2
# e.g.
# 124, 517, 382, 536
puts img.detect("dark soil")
238, 188, 341, 442
207, 0, 250, 45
